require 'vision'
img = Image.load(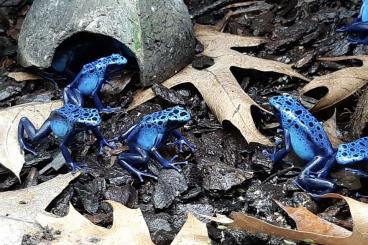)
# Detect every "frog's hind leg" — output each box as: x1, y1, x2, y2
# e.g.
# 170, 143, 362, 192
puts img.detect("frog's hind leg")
63, 86, 84, 106
118, 146, 158, 182
296, 156, 336, 195
18, 117, 52, 156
